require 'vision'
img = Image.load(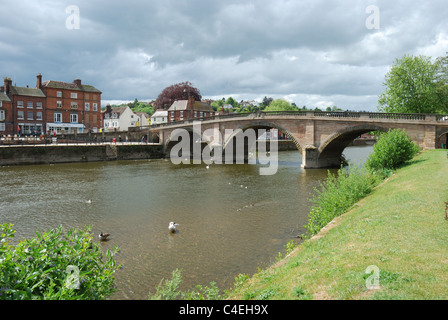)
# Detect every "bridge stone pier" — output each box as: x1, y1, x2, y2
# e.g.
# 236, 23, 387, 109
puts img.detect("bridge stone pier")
148, 111, 448, 169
